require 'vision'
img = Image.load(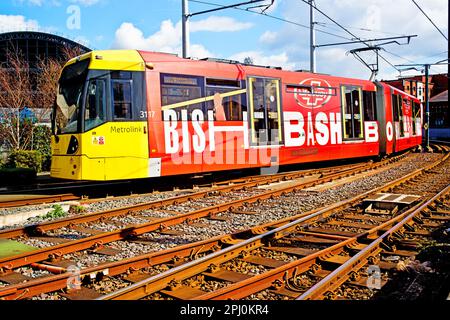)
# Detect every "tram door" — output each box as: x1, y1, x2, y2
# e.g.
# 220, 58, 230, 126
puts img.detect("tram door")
341, 85, 364, 140
248, 77, 283, 145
